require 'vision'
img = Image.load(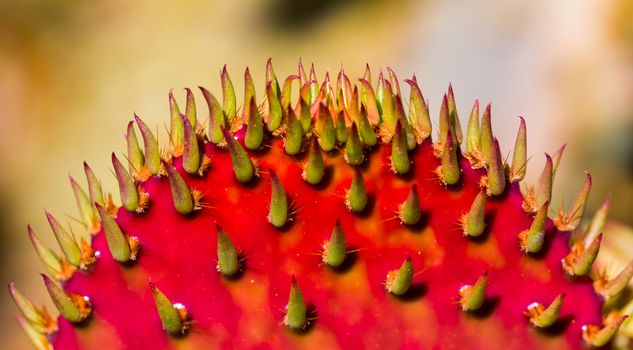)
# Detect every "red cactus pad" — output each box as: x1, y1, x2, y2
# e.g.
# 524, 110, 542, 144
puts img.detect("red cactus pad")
10, 61, 632, 350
